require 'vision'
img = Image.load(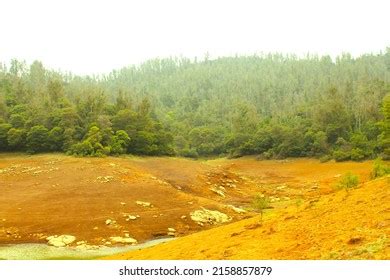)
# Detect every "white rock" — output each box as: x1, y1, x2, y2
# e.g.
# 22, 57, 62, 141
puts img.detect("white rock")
210, 187, 225, 197
227, 205, 247, 214
190, 208, 231, 225
135, 201, 152, 207
126, 215, 138, 221
105, 219, 113, 225
168, 228, 176, 232
110, 236, 137, 244
47, 235, 76, 247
